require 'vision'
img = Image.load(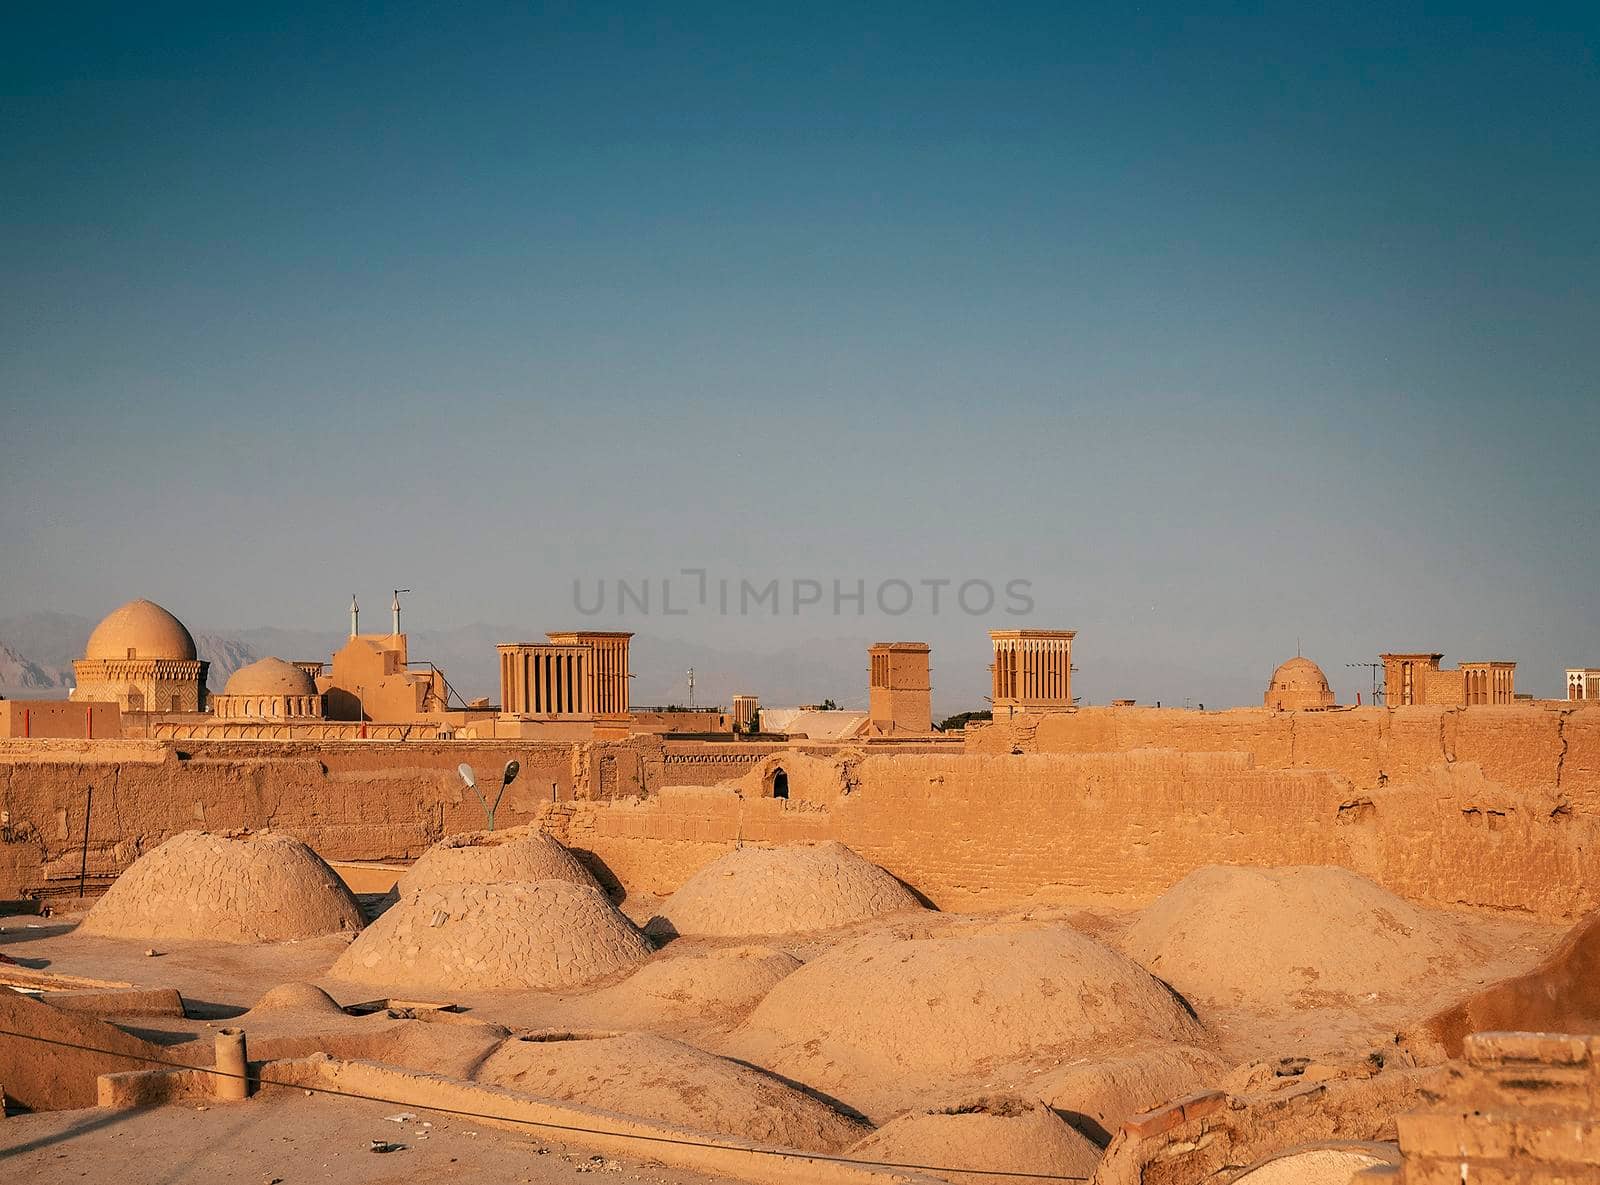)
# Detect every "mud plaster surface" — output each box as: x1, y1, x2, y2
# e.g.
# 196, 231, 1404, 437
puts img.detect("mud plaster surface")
1, 876, 1568, 1180
2, 1092, 733, 1185
78, 830, 364, 944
